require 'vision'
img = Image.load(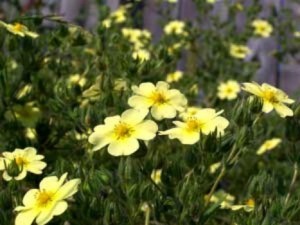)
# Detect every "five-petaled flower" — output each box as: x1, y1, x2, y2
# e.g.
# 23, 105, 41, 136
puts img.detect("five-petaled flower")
160, 108, 229, 144
15, 173, 80, 225
88, 109, 158, 156
229, 44, 251, 59
217, 80, 241, 100
128, 81, 187, 120
251, 19, 273, 38
242, 82, 294, 117
0, 147, 46, 181
0, 21, 39, 38
164, 20, 187, 36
